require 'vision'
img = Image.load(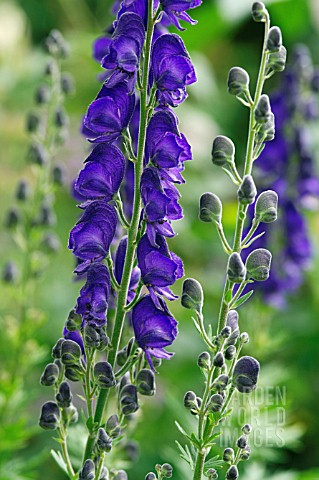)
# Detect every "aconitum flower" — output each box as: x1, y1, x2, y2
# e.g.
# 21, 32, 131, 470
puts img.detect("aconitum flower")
63, 328, 85, 354
114, 236, 140, 301
132, 295, 178, 370
83, 83, 135, 143
160, 0, 202, 30
69, 201, 117, 262
151, 34, 197, 106
74, 143, 125, 201
76, 262, 111, 327
137, 233, 183, 302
